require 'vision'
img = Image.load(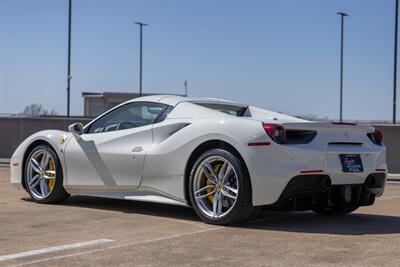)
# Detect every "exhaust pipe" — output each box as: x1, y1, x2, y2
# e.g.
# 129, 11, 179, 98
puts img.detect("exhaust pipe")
365, 176, 377, 188
341, 185, 352, 203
